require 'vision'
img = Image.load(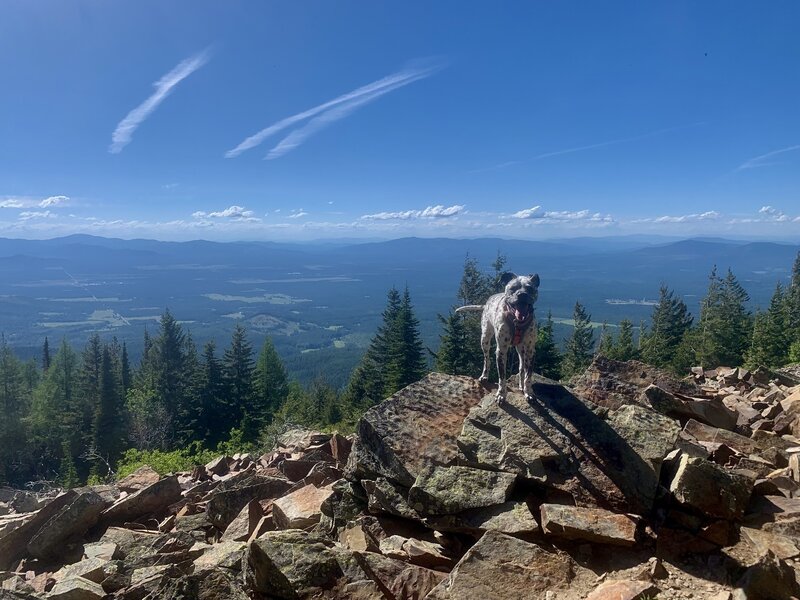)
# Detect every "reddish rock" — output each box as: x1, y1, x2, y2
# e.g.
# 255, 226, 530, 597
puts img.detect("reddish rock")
101, 476, 182, 525
329, 433, 352, 464
540, 504, 639, 546
272, 484, 335, 529
117, 465, 161, 493
586, 579, 659, 600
